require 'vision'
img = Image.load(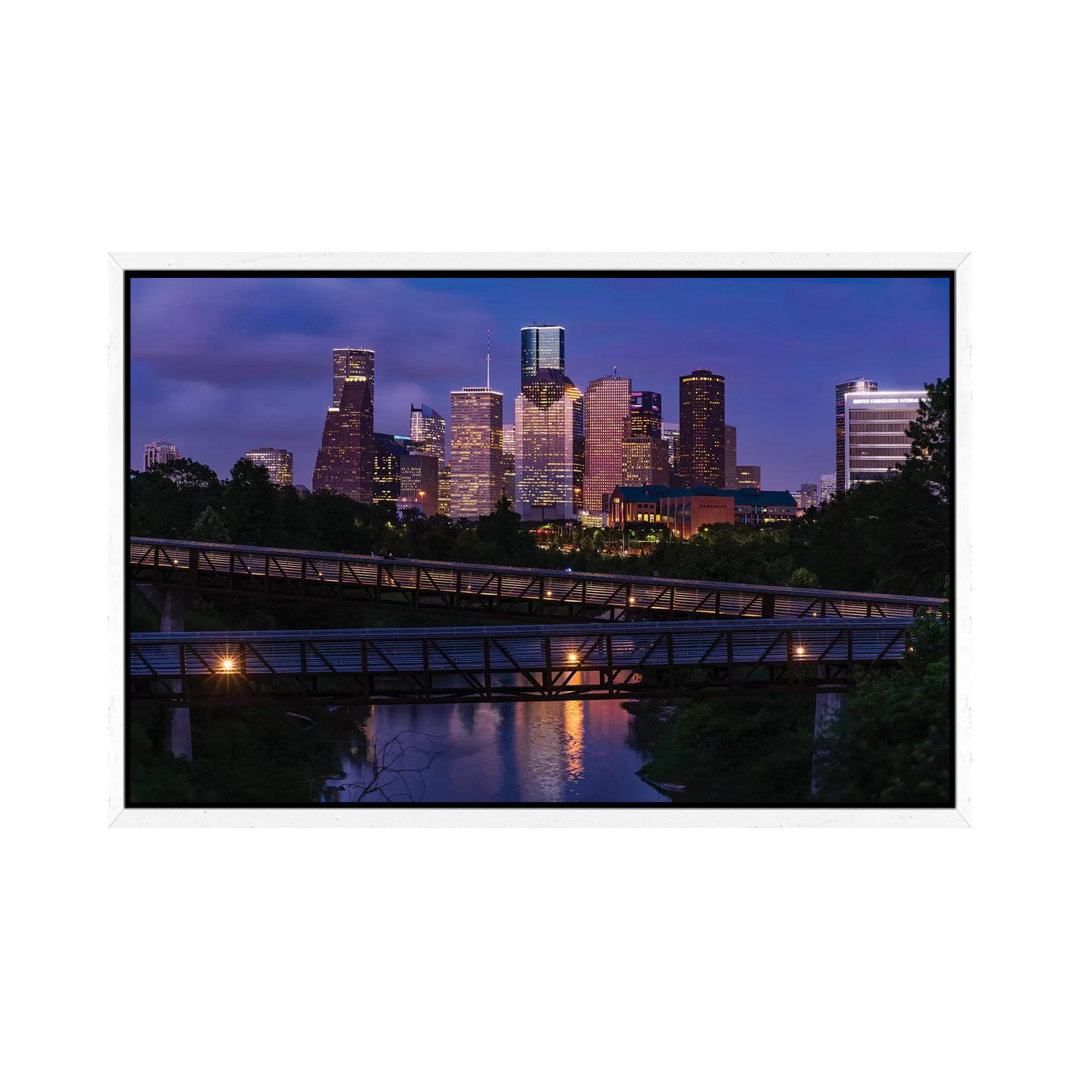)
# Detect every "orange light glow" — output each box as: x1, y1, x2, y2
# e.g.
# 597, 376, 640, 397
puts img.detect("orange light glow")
219, 656, 236, 672
567, 652, 579, 664
794, 645, 806, 656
